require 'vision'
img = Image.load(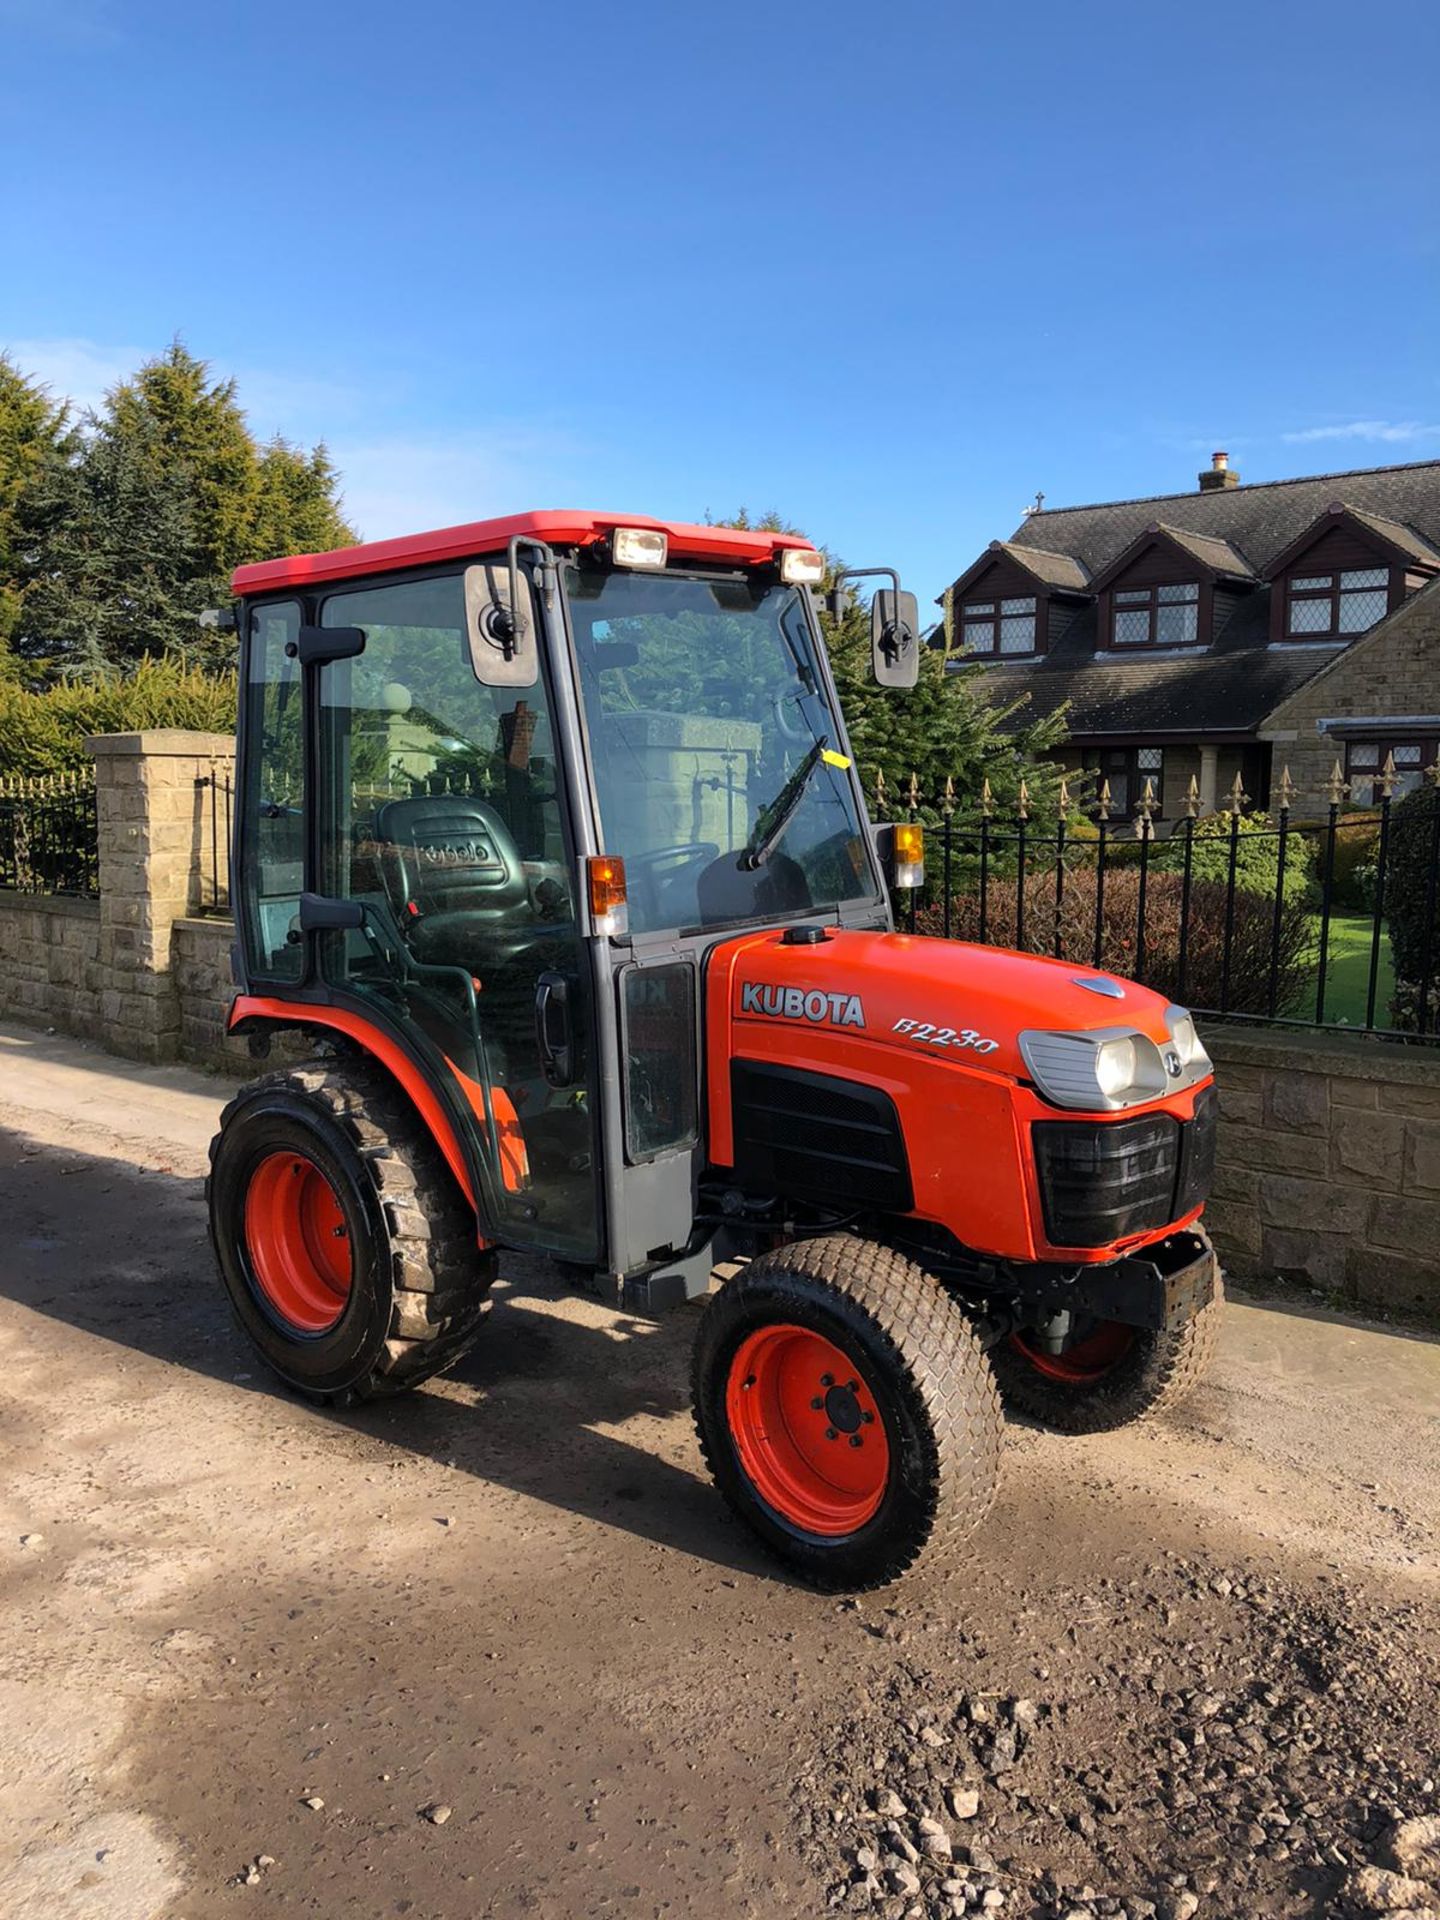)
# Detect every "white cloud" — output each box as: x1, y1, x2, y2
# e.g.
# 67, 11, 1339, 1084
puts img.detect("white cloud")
1281, 419, 1440, 446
